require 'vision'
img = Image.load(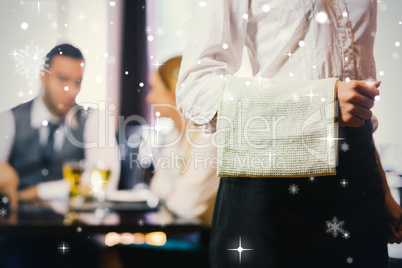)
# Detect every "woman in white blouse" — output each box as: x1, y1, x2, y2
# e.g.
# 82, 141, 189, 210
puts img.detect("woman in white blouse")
146, 56, 220, 227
